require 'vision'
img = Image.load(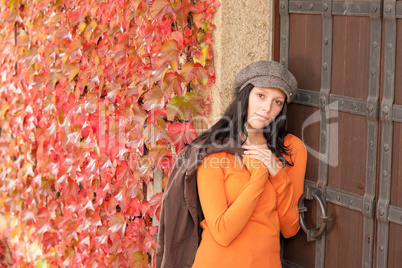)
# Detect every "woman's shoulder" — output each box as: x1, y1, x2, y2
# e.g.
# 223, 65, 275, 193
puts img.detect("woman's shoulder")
284, 133, 307, 153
